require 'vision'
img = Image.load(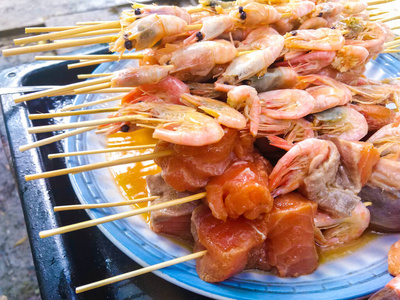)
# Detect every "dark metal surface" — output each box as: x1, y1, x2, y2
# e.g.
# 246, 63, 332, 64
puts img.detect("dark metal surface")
0, 47, 211, 300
